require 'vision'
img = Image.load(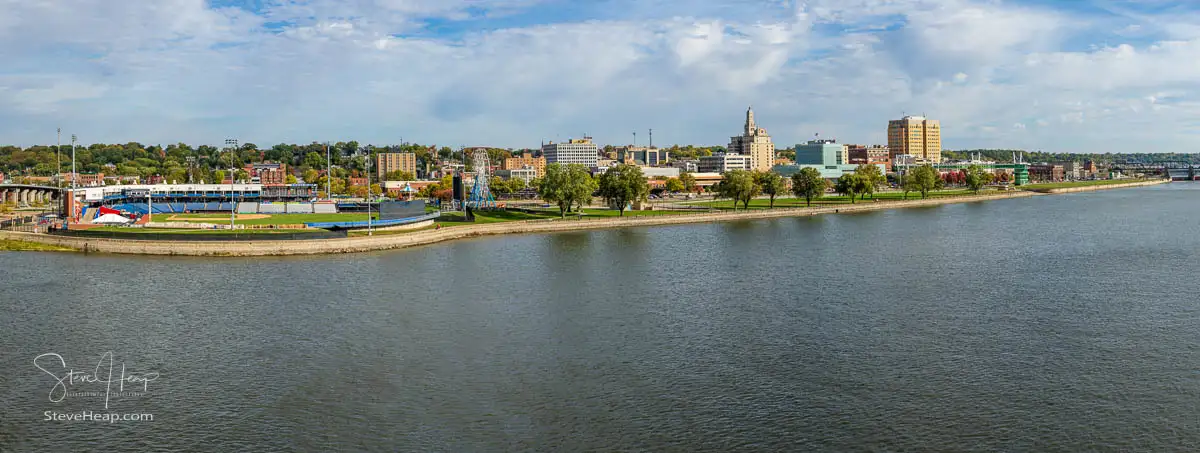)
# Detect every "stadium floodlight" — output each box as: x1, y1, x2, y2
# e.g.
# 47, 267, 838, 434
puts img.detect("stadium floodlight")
225, 138, 238, 230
